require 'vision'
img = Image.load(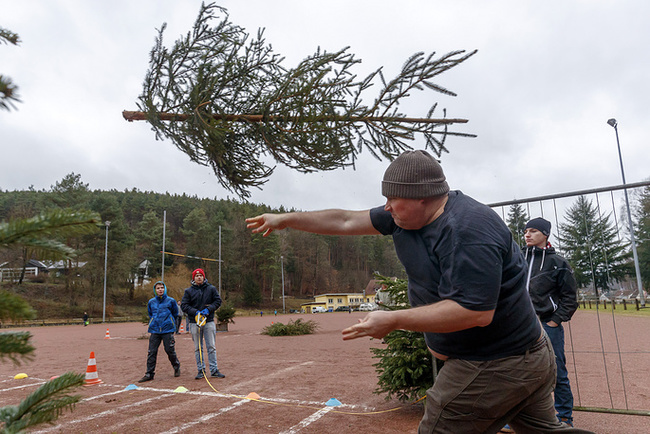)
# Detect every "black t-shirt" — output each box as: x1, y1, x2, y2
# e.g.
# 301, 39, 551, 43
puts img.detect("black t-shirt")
370, 191, 540, 360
